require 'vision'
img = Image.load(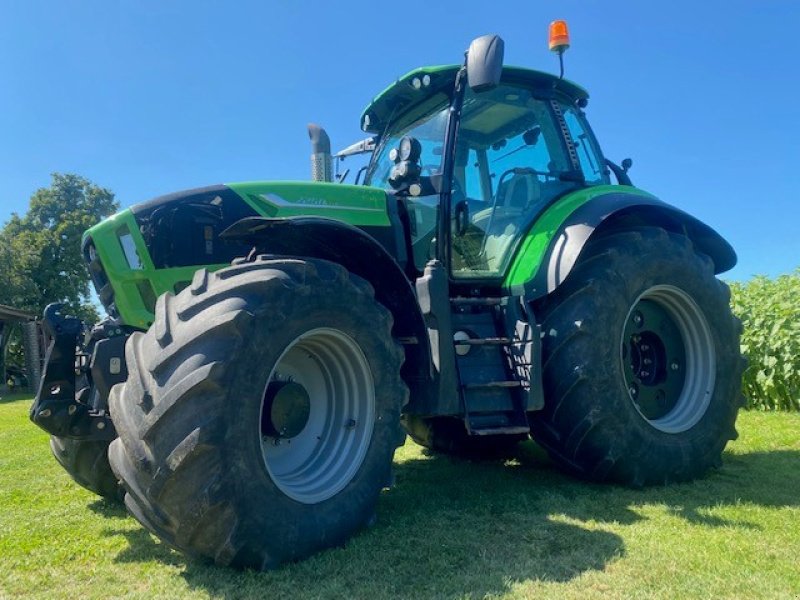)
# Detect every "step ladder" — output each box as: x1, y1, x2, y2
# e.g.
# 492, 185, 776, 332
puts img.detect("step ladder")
449, 296, 540, 436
